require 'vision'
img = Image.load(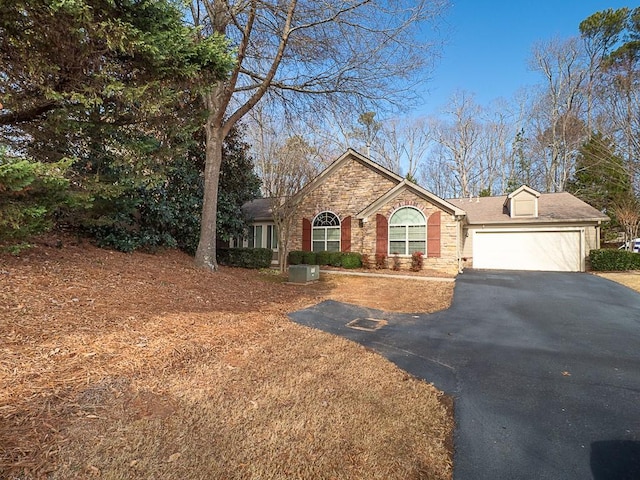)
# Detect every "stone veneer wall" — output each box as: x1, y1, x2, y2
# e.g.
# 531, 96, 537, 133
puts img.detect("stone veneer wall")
290, 157, 460, 274
372, 190, 459, 274
290, 158, 397, 251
